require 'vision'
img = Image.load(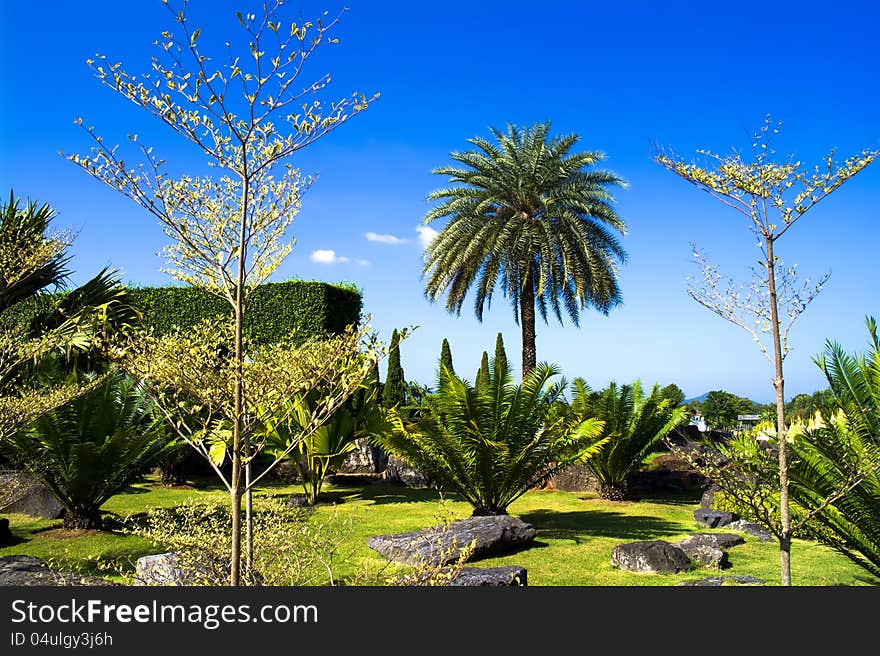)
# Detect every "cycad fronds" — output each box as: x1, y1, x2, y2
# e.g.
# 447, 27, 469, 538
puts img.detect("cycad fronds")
1, 372, 168, 529
573, 380, 687, 500
374, 356, 606, 515
788, 316, 880, 578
